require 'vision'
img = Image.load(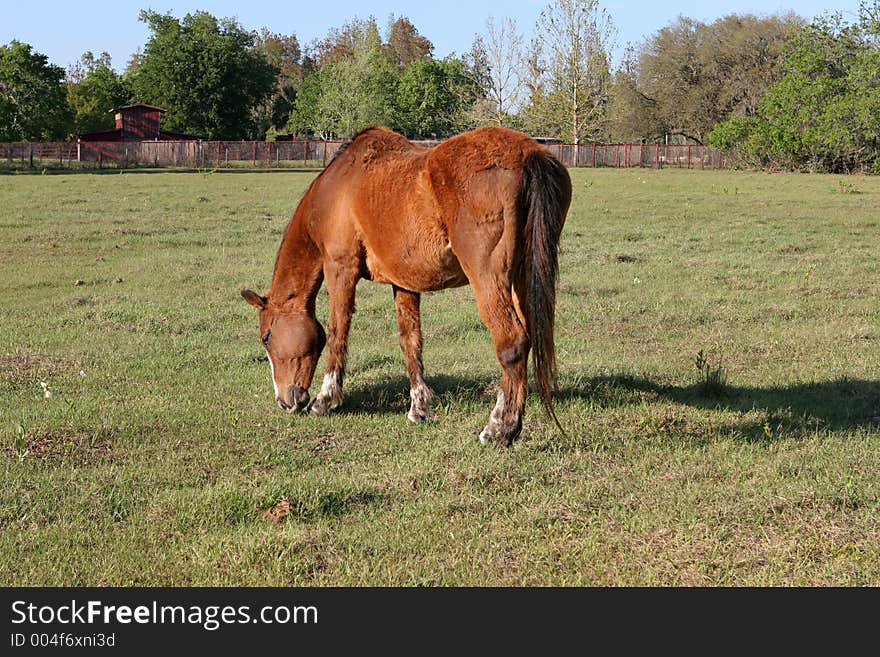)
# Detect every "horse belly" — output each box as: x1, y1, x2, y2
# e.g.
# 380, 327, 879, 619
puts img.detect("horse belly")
365, 240, 468, 292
